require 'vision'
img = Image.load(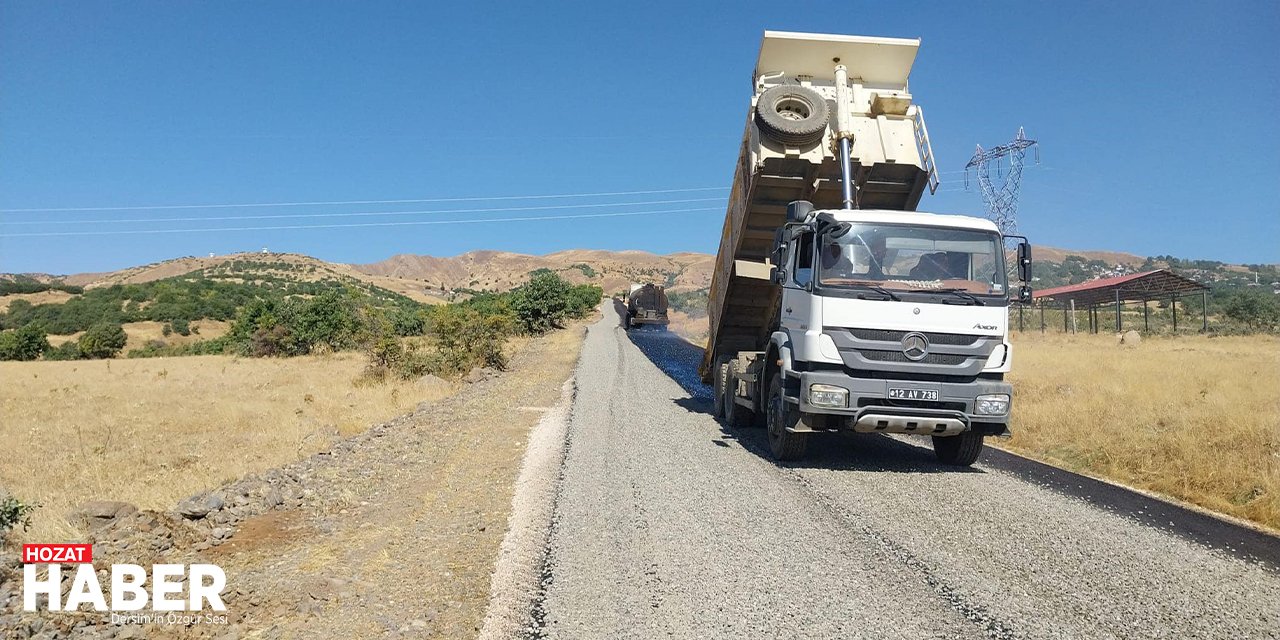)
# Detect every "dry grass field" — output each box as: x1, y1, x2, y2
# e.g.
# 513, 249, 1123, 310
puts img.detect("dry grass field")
0, 353, 457, 542
1007, 331, 1280, 530
45, 319, 232, 351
